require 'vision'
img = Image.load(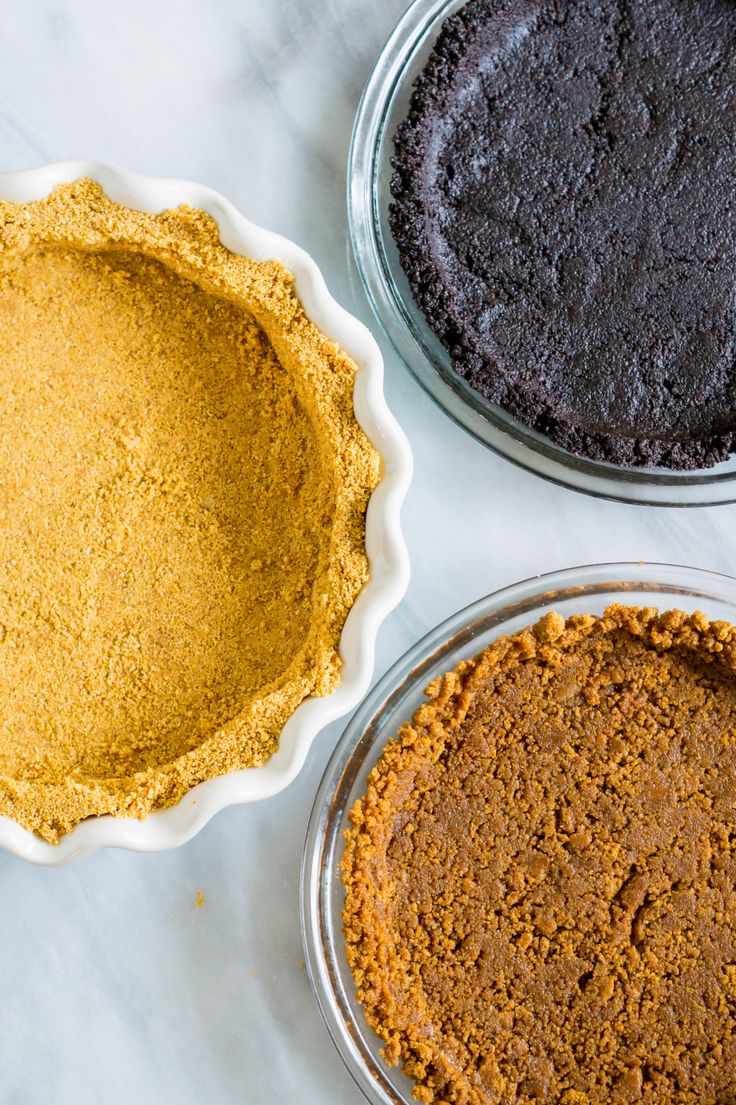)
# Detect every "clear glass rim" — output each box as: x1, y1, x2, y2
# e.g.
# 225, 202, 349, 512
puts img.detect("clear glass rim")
347, 0, 736, 507
301, 561, 736, 1105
